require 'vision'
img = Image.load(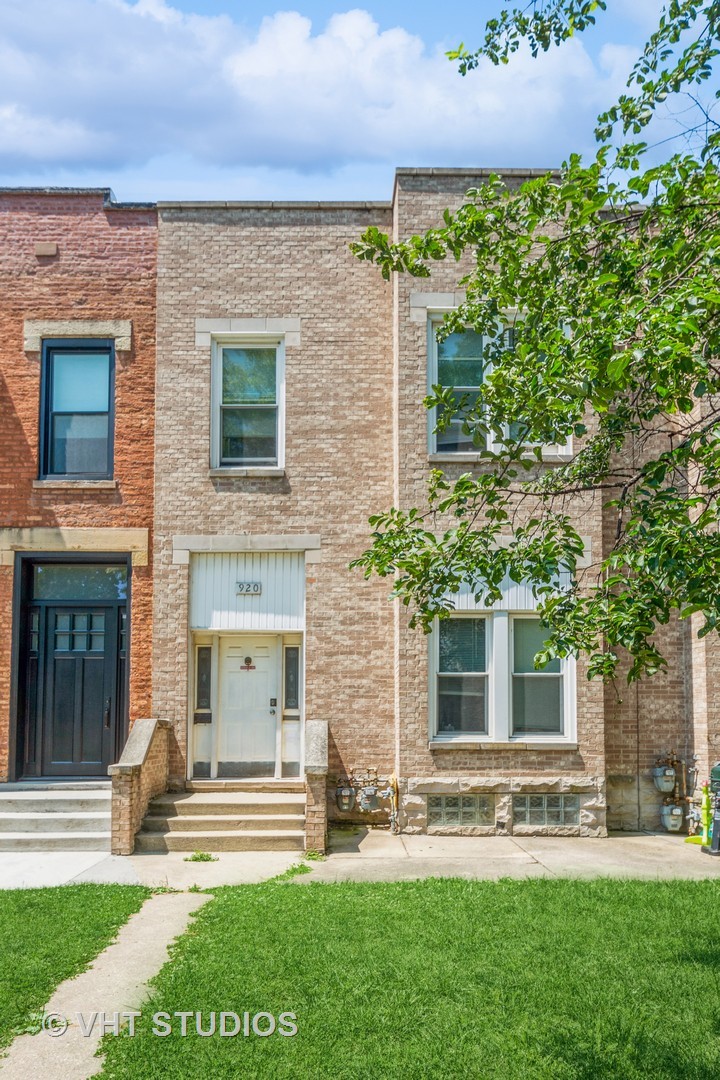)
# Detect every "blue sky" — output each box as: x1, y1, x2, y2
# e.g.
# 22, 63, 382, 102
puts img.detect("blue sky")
0, 0, 667, 200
